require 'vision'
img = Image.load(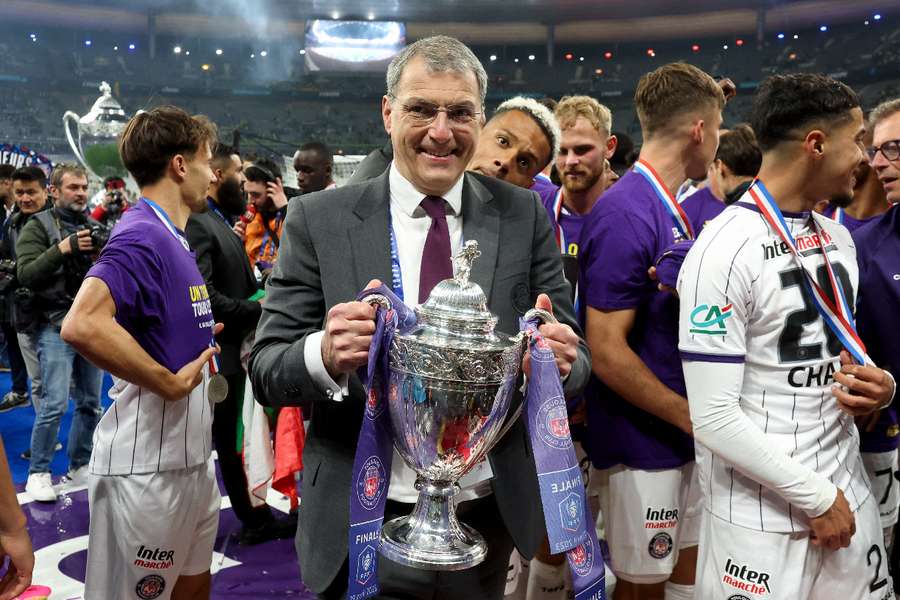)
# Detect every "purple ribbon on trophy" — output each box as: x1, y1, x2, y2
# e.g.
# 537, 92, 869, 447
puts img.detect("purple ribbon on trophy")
522, 318, 606, 600
347, 285, 411, 600
347, 282, 604, 600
